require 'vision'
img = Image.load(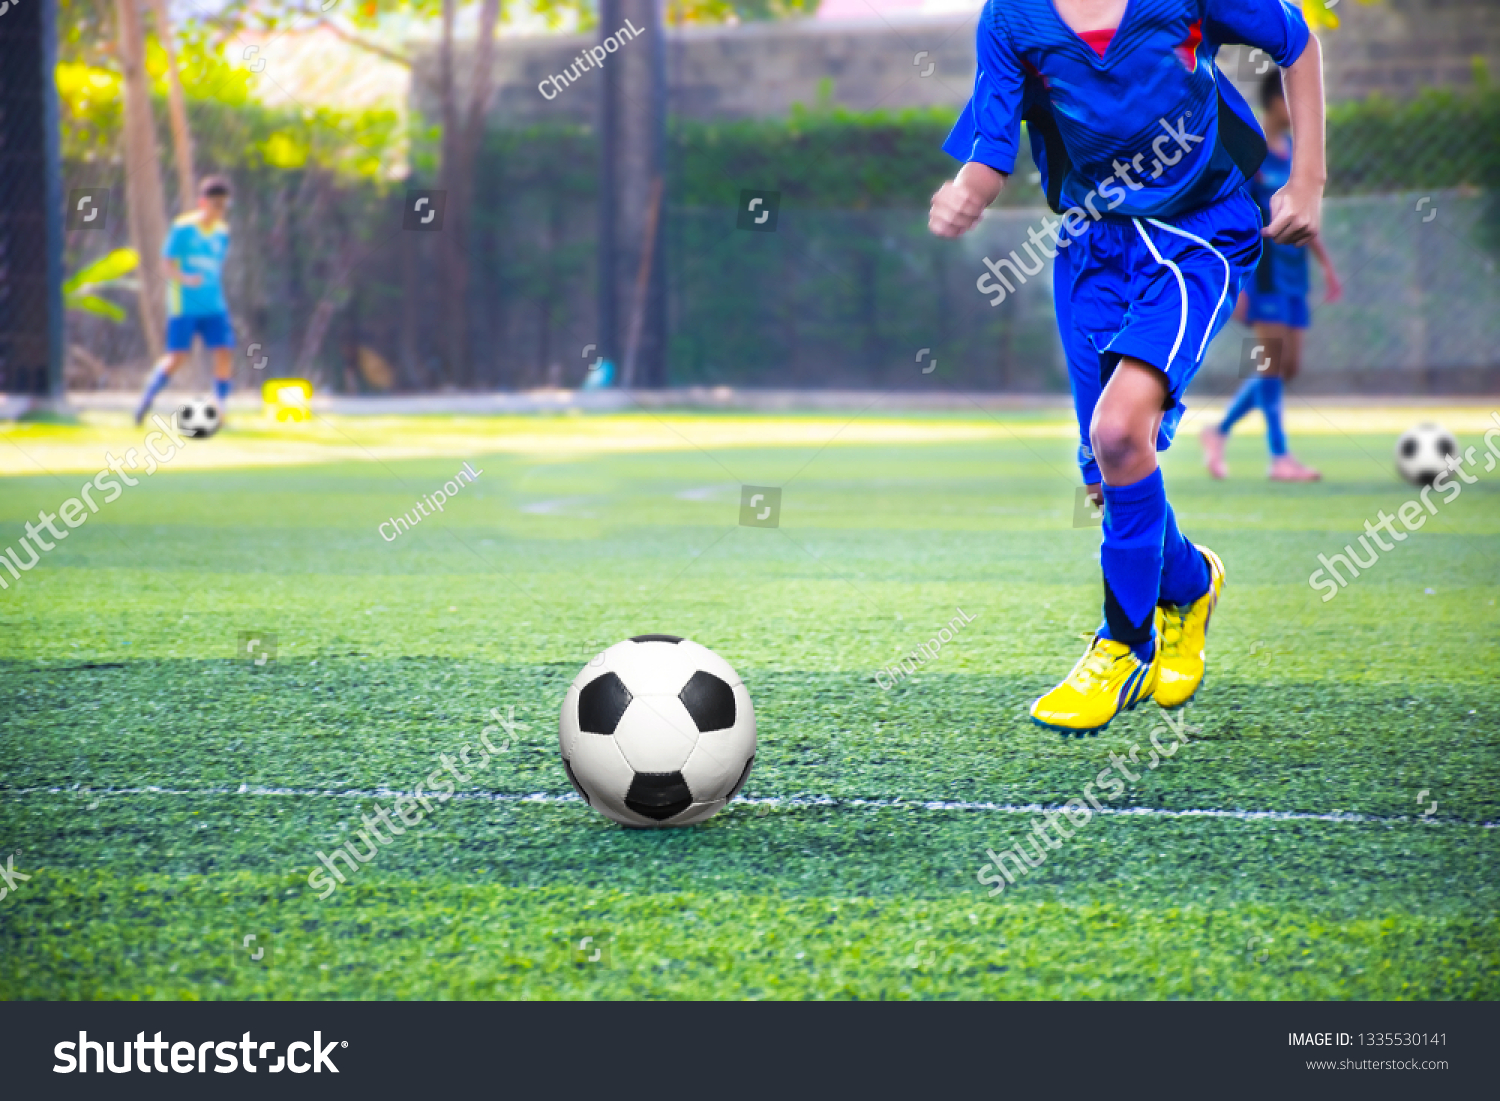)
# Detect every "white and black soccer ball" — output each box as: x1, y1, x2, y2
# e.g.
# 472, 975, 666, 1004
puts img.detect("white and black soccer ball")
1395, 422, 1457, 486
177, 396, 221, 439
559, 635, 756, 828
